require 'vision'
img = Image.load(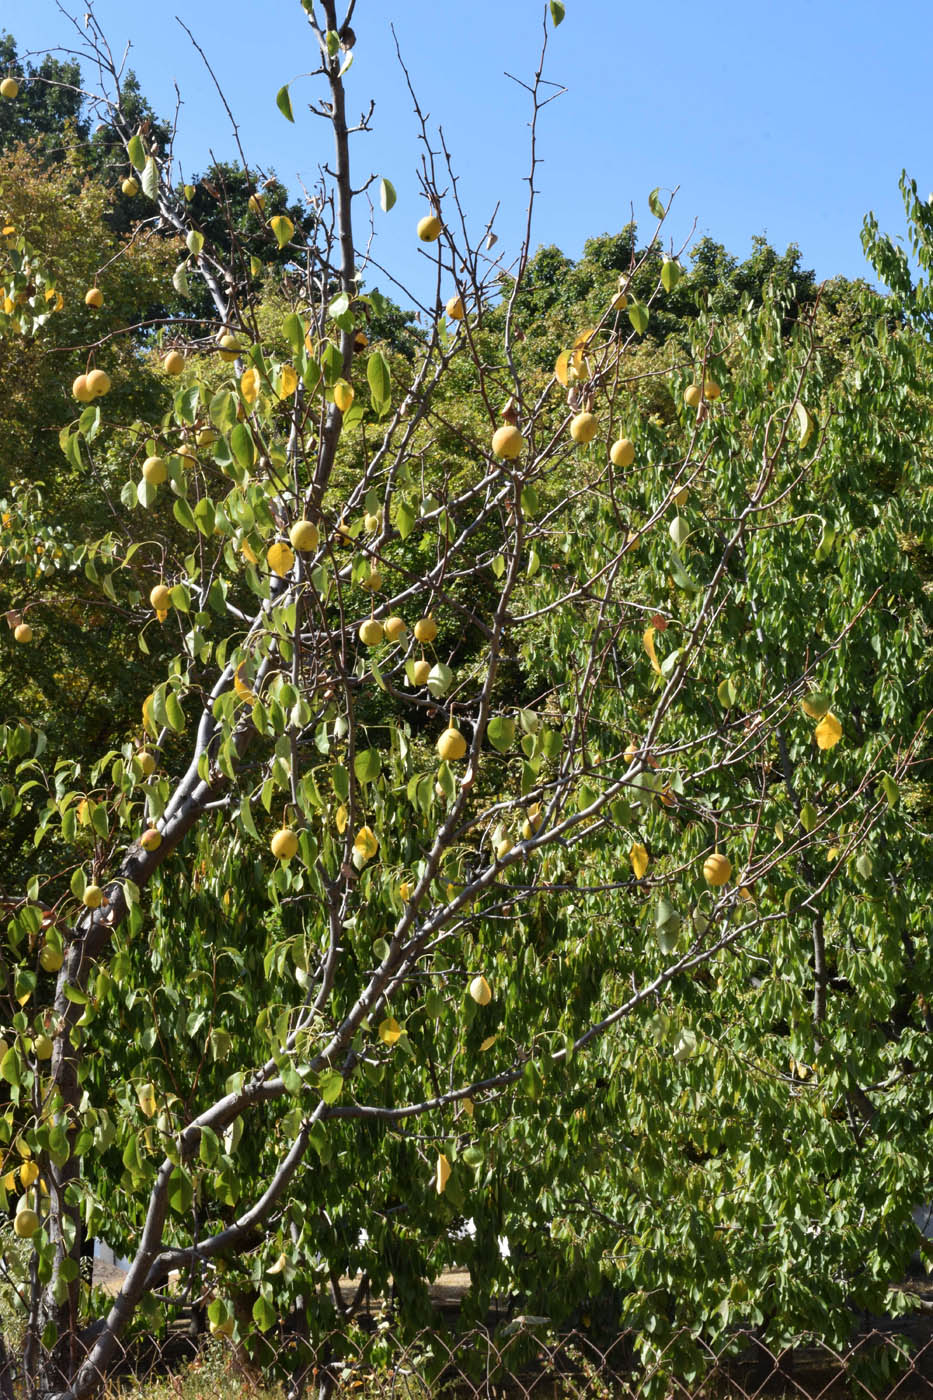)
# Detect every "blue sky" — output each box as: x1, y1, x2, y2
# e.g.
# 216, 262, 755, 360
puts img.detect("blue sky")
3, 0, 930, 305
